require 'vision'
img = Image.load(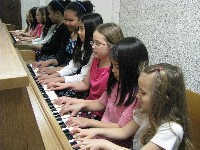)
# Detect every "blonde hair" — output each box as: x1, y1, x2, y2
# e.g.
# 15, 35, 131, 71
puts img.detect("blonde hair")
140, 63, 193, 150
94, 23, 124, 45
